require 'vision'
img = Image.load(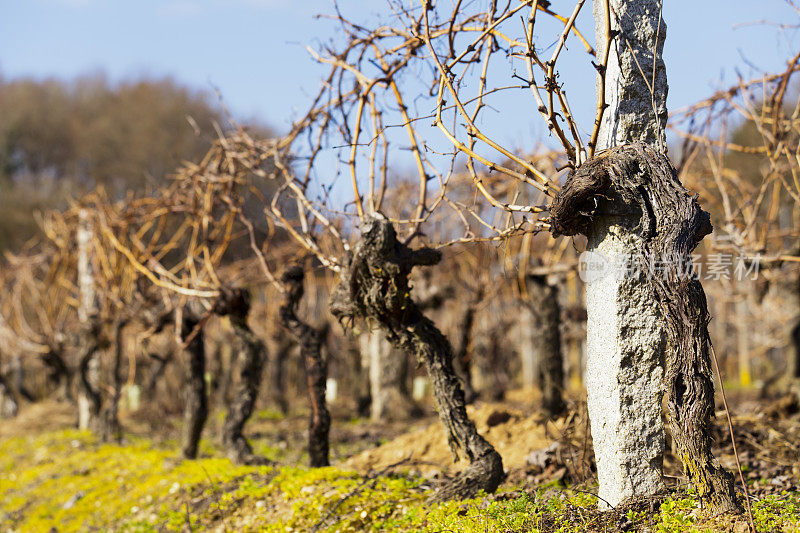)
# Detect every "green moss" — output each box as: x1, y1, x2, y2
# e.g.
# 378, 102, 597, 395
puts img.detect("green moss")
2, 430, 799, 532
0, 430, 272, 532
249, 441, 282, 462
255, 408, 285, 421
651, 492, 800, 533
656, 496, 699, 532
753, 492, 800, 532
